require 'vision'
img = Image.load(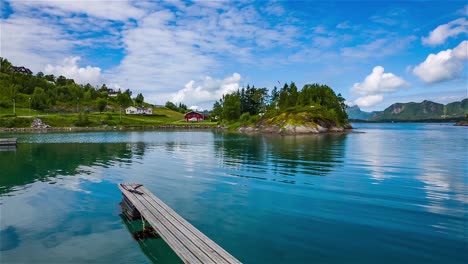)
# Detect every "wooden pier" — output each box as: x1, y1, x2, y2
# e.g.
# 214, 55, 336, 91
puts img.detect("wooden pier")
119, 183, 241, 264
0, 138, 17, 146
